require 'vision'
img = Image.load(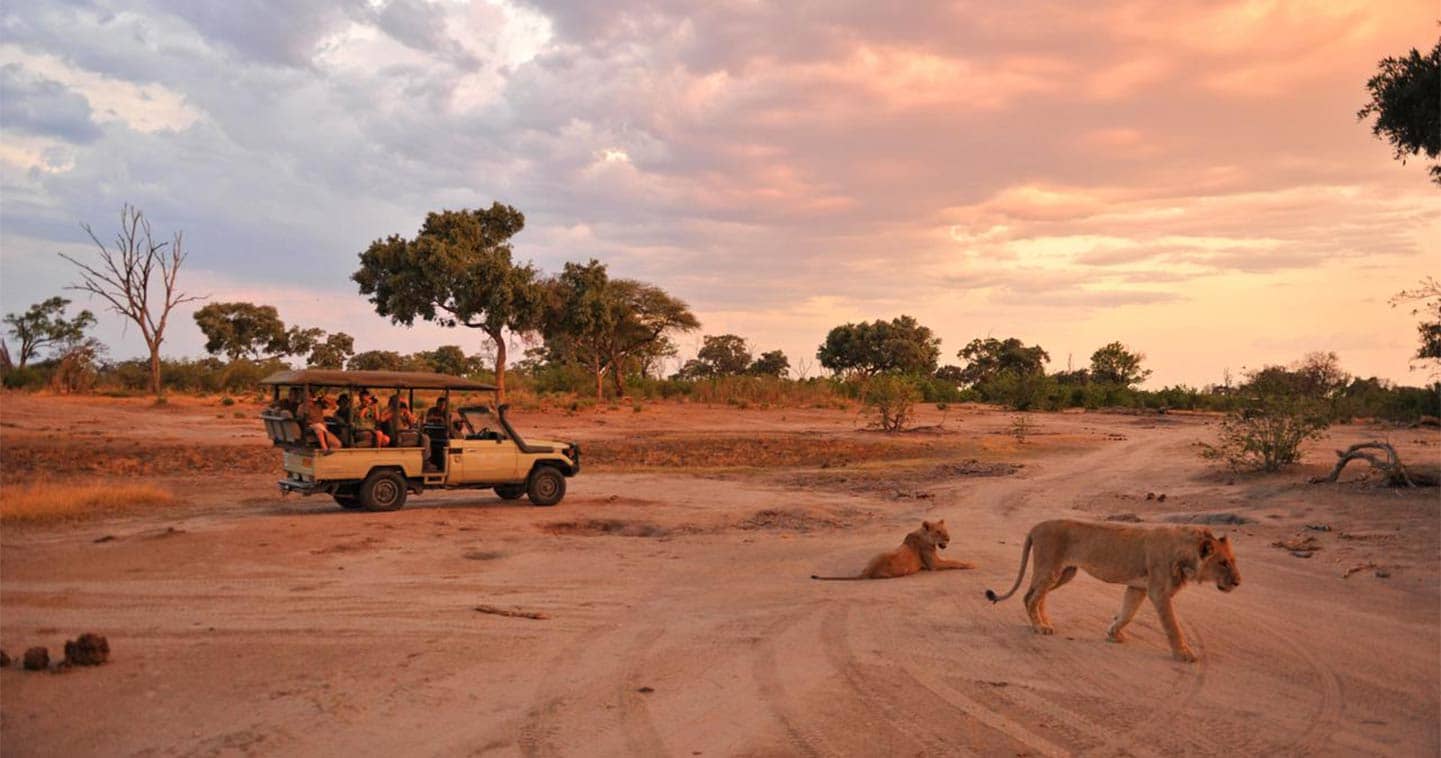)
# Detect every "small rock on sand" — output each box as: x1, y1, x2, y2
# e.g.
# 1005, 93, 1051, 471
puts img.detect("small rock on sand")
63, 633, 109, 666
0, 649, 10, 667
23, 647, 49, 671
